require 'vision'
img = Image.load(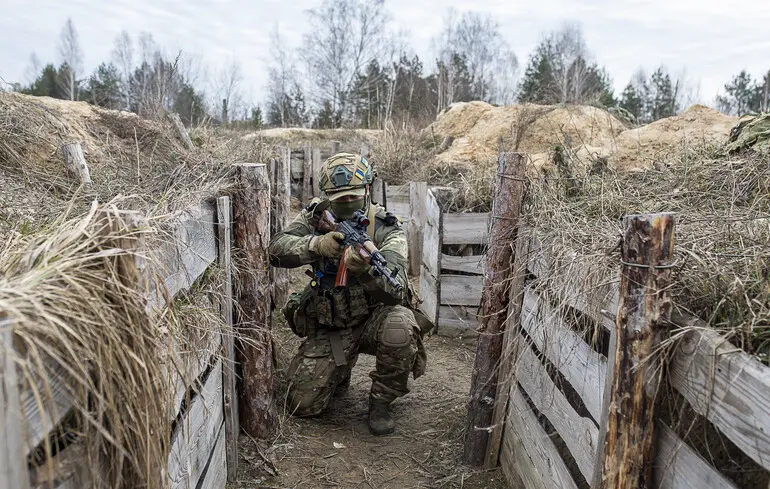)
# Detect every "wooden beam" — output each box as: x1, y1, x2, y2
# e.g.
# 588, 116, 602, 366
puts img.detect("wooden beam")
590, 324, 617, 489
463, 151, 526, 466
443, 213, 490, 245
302, 144, 312, 202
1, 316, 30, 489
418, 189, 441, 329
408, 182, 427, 278
439, 275, 483, 306
232, 163, 277, 439
331, 140, 341, 155
441, 254, 486, 275
167, 112, 195, 151
59, 141, 92, 185
601, 213, 675, 489
216, 196, 238, 482
484, 231, 530, 468
270, 152, 291, 309
312, 147, 322, 198
197, 425, 227, 489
